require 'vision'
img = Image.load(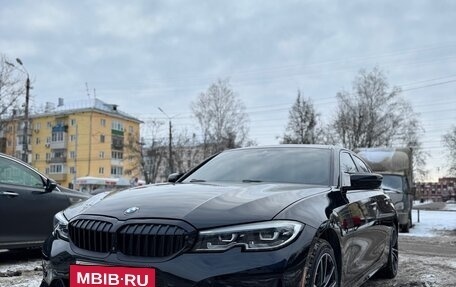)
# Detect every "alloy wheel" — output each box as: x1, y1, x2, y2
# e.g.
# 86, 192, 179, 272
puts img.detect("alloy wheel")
312, 252, 337, 287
